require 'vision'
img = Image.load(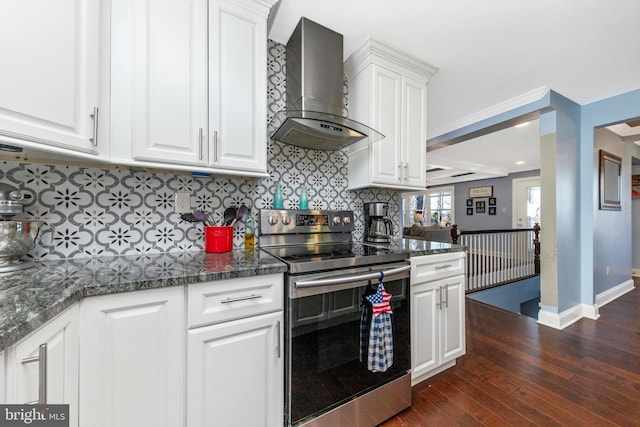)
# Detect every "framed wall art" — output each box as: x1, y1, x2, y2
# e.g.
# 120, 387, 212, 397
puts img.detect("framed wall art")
466, 198, 473, 206
467, 207, 473, 215
469, 186, 493, 198
599, 149, 621, 210
489, 197, 496, 206
475, 200, 486, 213
488, 206, 496, 215
632, 174, 640, 199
